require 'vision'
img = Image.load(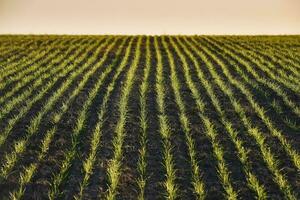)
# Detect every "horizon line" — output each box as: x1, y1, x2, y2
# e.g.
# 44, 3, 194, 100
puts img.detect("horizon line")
1, 33, 300, 36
